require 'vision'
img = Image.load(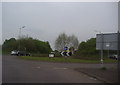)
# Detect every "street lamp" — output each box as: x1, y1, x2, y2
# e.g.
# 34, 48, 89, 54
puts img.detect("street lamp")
19, 26, 25, 39
18, 26, 25, 51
